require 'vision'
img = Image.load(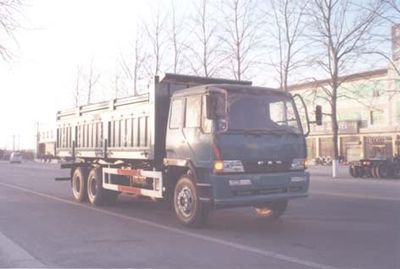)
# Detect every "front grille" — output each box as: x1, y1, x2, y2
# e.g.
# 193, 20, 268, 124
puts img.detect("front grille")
234, 187, 287, 196
242, 160, 290, 173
